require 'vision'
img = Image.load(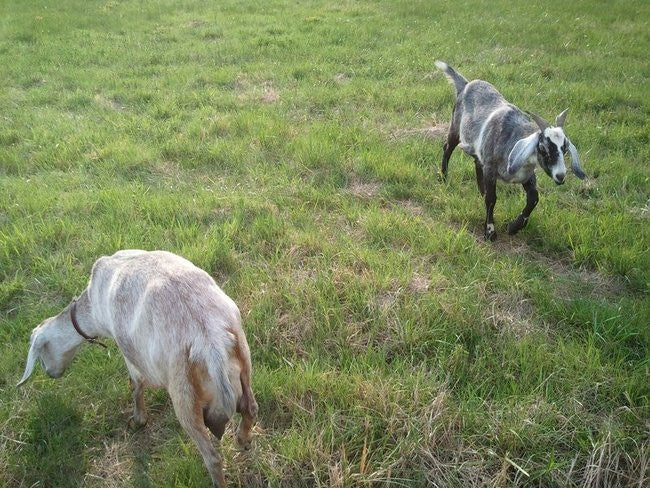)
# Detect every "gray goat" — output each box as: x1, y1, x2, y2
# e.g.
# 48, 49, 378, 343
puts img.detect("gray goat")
435, 61, 586, 240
